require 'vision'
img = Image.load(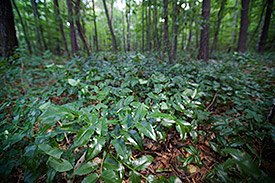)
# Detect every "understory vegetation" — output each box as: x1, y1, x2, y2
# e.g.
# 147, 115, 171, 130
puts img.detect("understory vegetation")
0, 51, 274, 183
